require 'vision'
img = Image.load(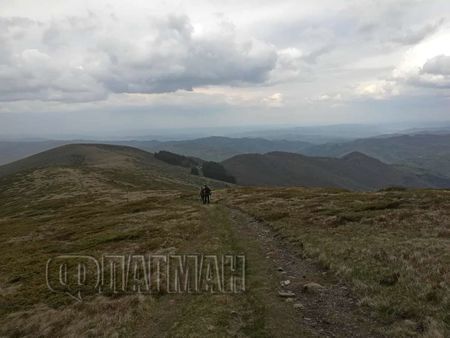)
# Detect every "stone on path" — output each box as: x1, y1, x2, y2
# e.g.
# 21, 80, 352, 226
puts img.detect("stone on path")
281, 279, 291, 286
278, 290, 296, 298
302, 282, 325, 293
293, 302, 304, 310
